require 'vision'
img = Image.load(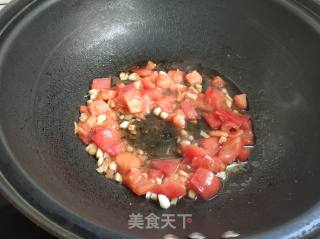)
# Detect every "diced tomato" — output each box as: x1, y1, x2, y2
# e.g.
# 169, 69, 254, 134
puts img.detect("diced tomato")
185, 70, 202, 85
220, 121, 244, 138
180, 99, 198, 119
150, 159, 181, 176
116, 83, 137, 108
109, 143, 124, 157
141, 77, 156, 89
140, 94, 153, 115
191, 155, 225, 173
97, 118, 119, 130
183, 146, 207, 163
238, 148, 250, 161
171, 111, 186, 128
119, 82, 136, 93
205, 87, 227, 110
124, 169, 154, 196
189, 168, 222, 200
78, 134, 90, 145
80, 105, 89, 114
215, 109, 249, 127
123, 93, 144, 114
141, 88, 163, 101
211, 76, 225, 88
194, 93, 213, 112
98, 90, 116, 101
148, 169, 164, 180
168, 69, 184, 83
91, 127, 122, 156
177, 175, 189, 186
91, 78, 111, 89
218, 137, 243, 164
145, 60, 157, 70
170, 83, 187, 102
242, 129, 255, 145
240, 119, 252, 130
240, 119, 255, 145
105, 110, 118, 120
88, 100, 109, 116
132, 68, 153, 77
156, 95, 176, 113
77, 116, 96, 144
191, 156, 211, 170
203, 112, 222, 129
116, 152, 142, 174
234, 94, 247, 110
77, 61, 255, 203
156, 72, 173, 89
146, 71, 159, 81
151, 182, 186, 198
199, 137, 220, 157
